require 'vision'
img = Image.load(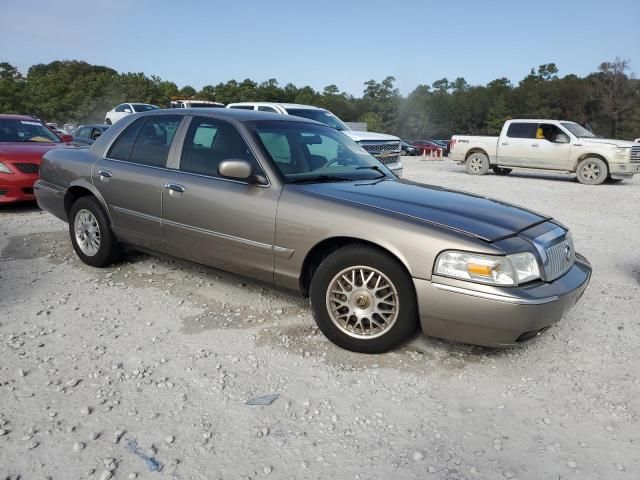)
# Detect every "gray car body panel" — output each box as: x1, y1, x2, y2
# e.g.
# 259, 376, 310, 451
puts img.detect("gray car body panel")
36, 108, 591, 347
